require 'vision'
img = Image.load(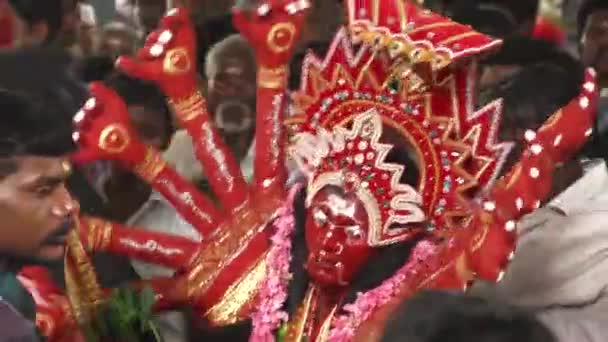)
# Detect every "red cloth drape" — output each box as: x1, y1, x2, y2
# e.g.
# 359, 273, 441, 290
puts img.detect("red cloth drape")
0, 1, 15, 48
